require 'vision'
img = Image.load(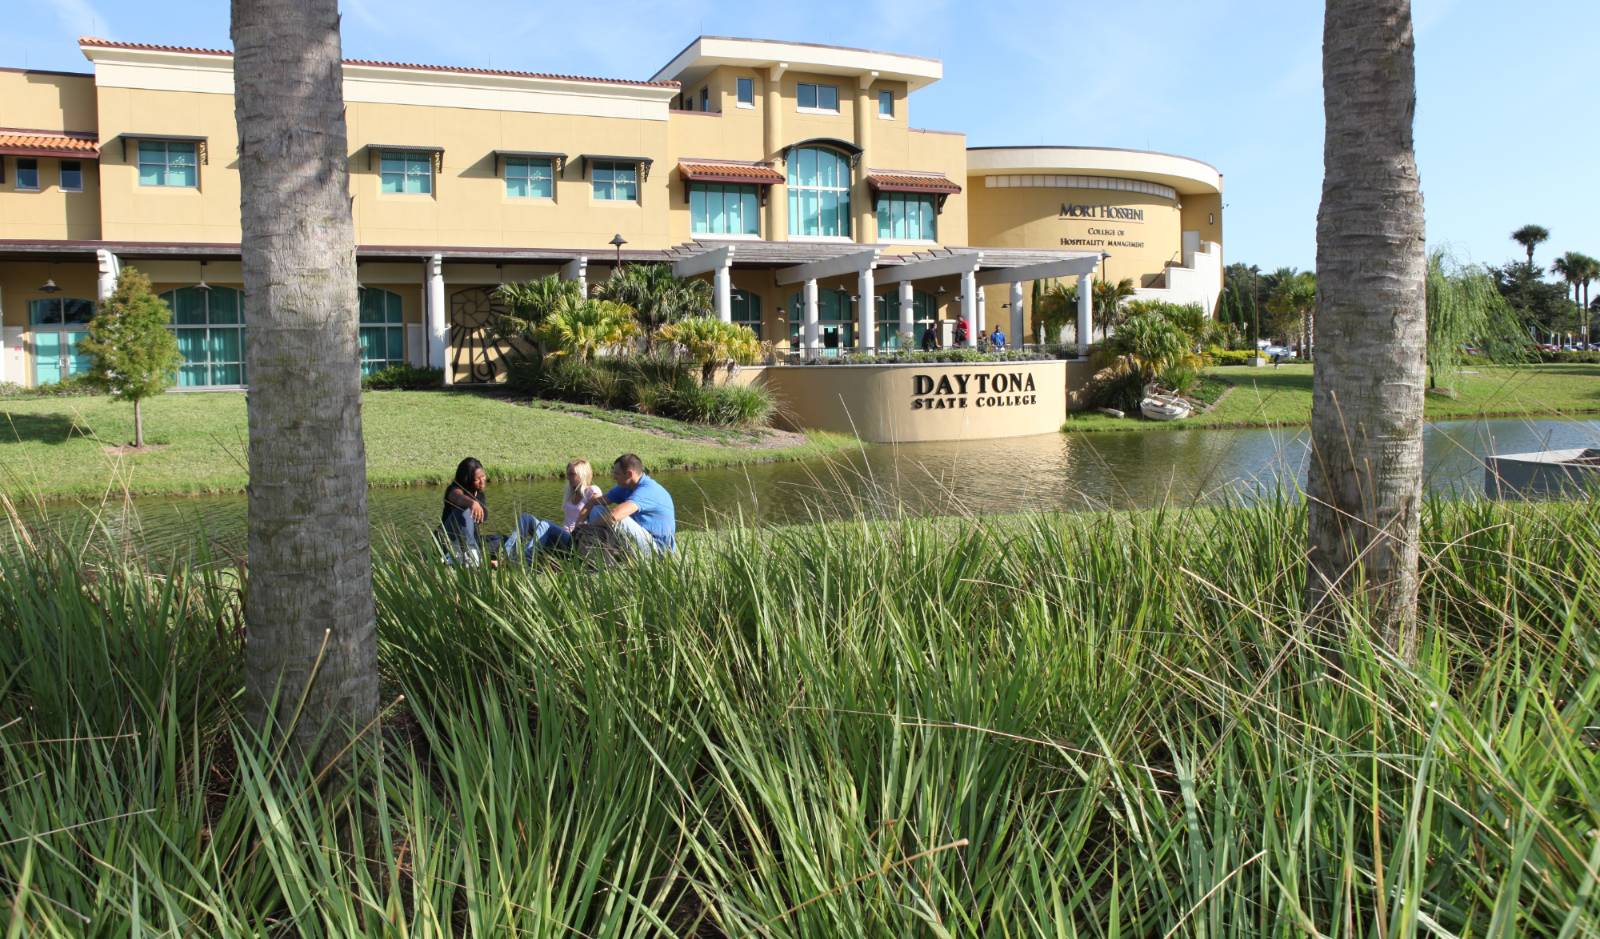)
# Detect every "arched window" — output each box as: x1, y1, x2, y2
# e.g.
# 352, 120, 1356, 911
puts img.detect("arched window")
28, 297, 95, 385
359, 288, 406, 375
161, 286, 245, 387
787, 147, 852, 238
